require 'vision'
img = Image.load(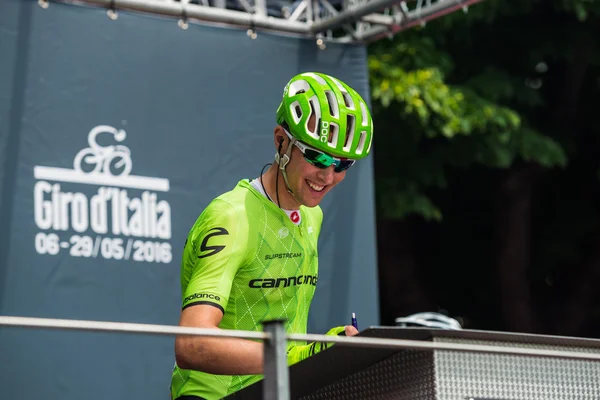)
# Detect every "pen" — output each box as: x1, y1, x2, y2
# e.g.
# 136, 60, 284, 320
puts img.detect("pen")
351, 312, 358, 330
